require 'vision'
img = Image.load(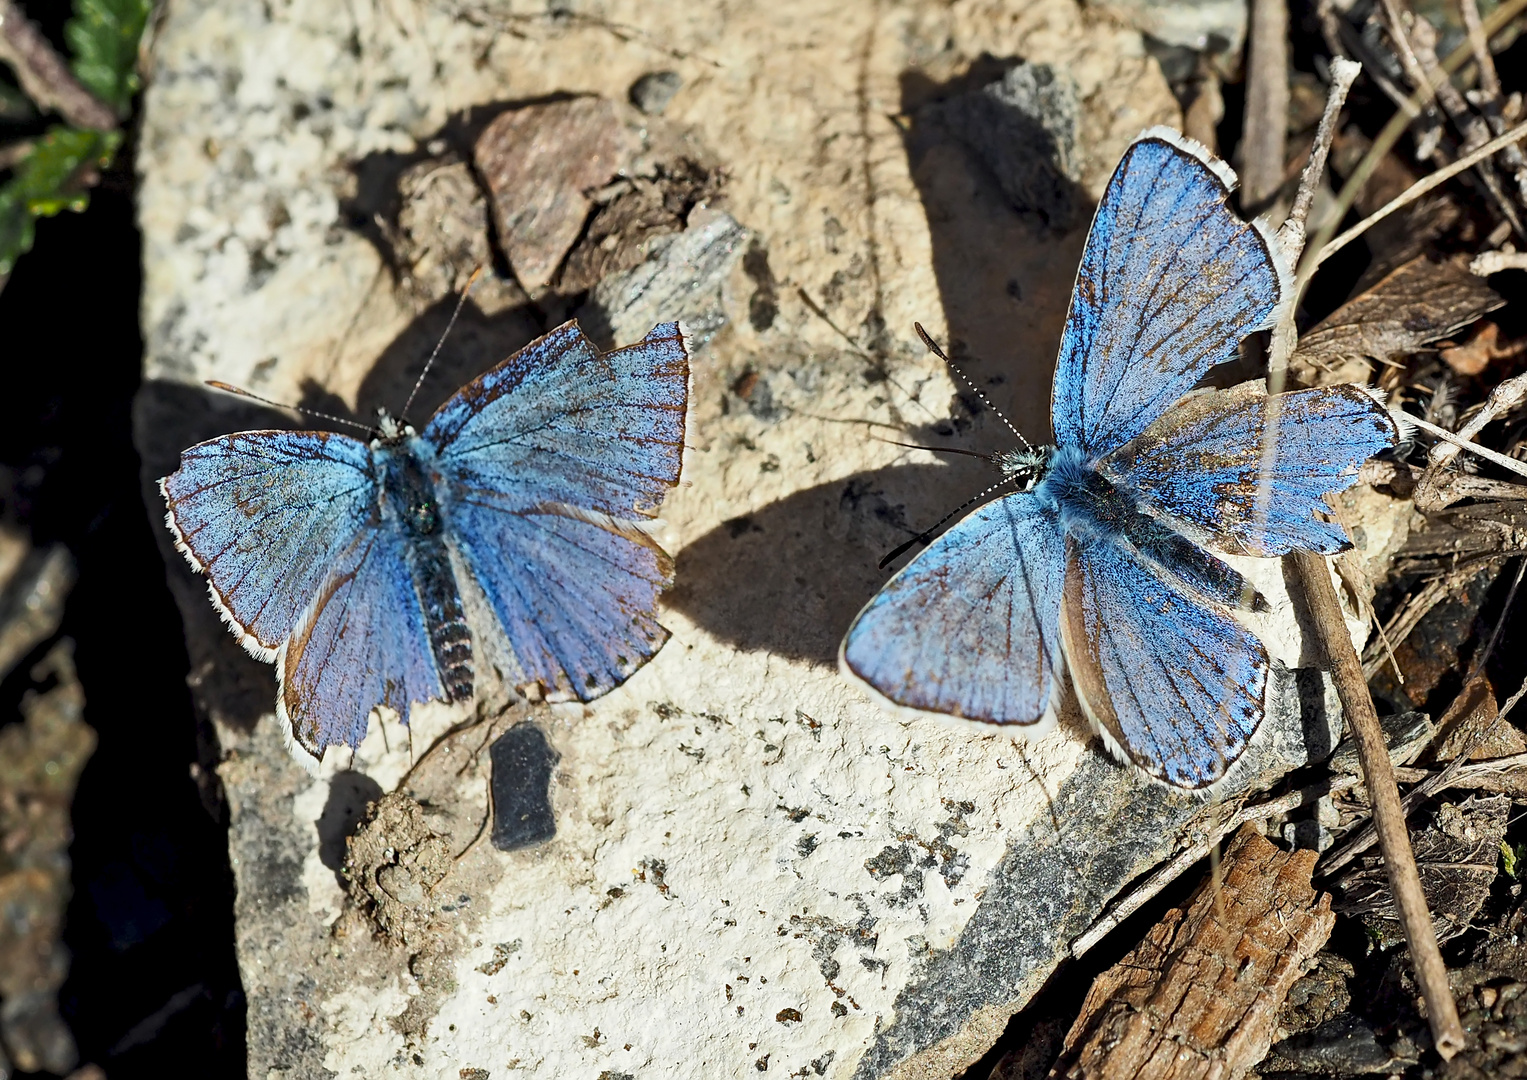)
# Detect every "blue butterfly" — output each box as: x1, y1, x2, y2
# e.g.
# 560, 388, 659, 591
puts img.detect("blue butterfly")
162, 320, 690, 767
840, 128, 1397, 789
